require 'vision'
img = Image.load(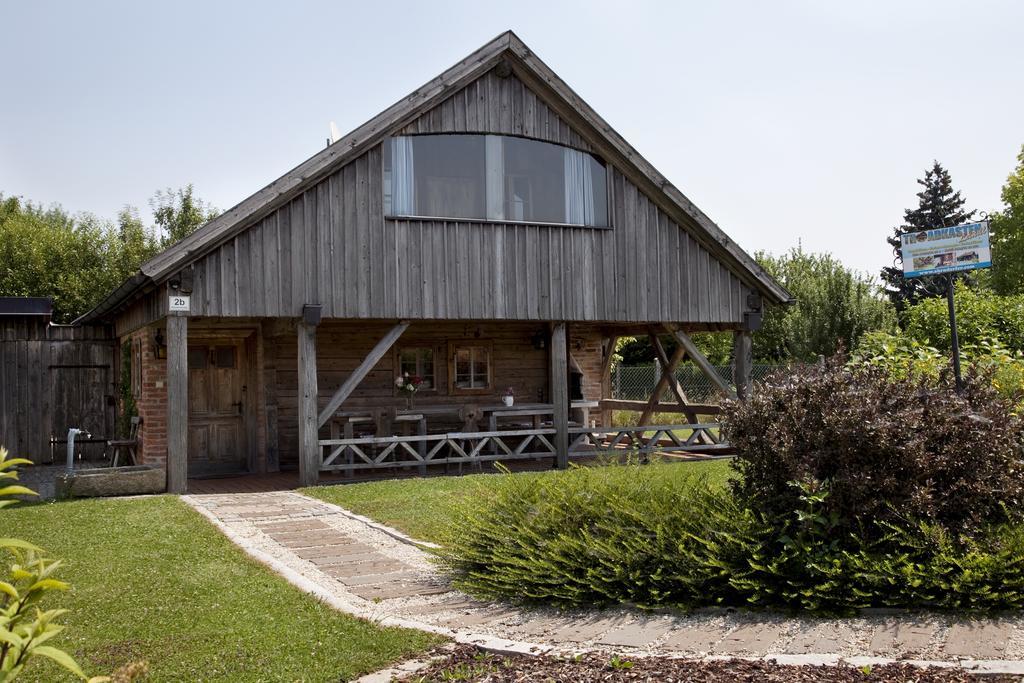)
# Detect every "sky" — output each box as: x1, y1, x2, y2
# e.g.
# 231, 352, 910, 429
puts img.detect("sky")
1, 0, 1021, 279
